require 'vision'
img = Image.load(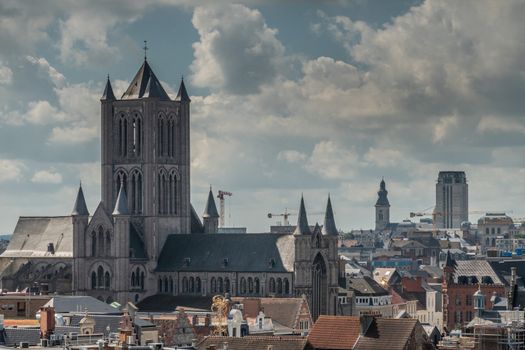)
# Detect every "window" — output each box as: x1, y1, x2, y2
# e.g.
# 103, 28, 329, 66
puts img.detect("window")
91, 272, 96, 290
218, 277, 224, 293
486, 228, 489, 235
189, 277, 195, 293
284, 278, 290, 295
182, 277, 188, 293
210, 277, 217, 293
248, 277, 253, 294
104, 272, 110, 290
455, 296, 461, 306
497, 227, 501, 234
466, 294, 472, 306
277, 278, 283, 294
491, 228, 495, 234
269, 278, 276, 294
224, 278, 230, 293
240, 277, 247, 294
254, 278, 260, 294
196, 277, 202, 293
